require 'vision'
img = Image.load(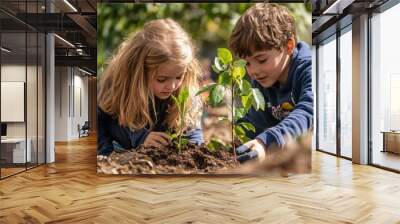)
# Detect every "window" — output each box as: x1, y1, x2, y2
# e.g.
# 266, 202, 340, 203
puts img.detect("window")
371, 2, 400, 171
317, 36, 337, 154
339, 27, 352, 158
